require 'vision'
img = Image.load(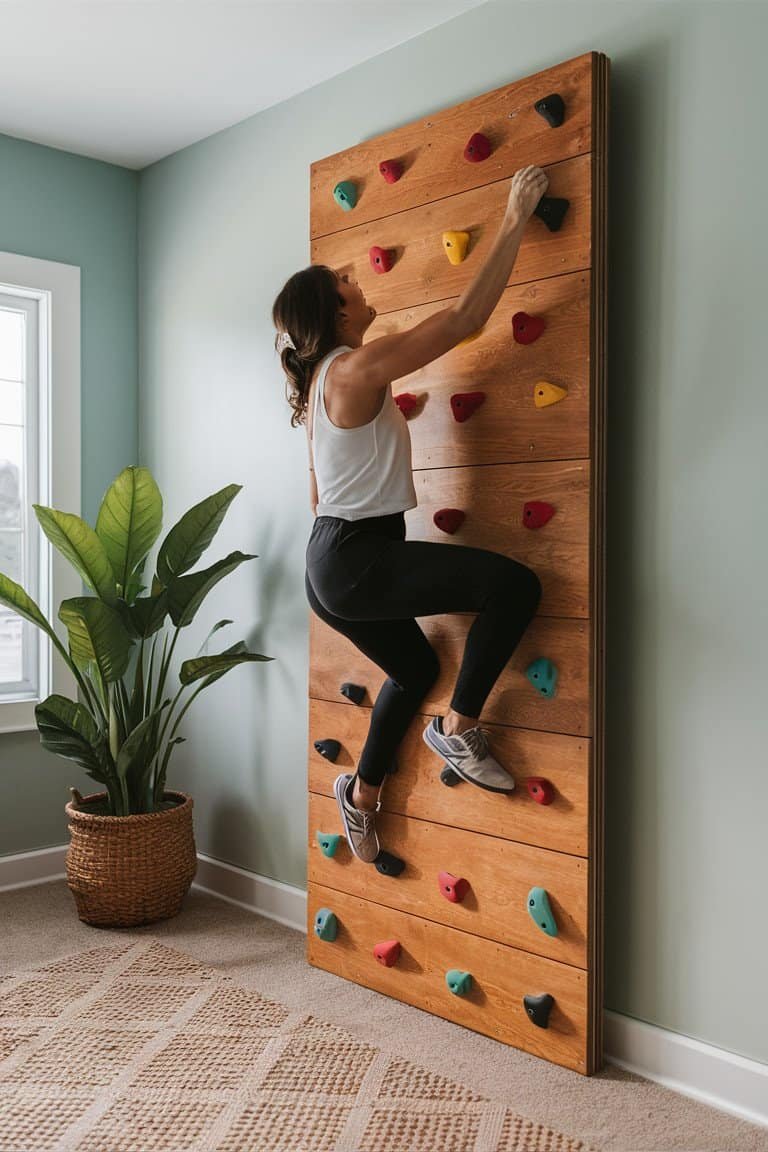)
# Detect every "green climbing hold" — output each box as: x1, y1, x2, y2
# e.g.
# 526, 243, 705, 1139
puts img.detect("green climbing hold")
333, 180, 357, 211
314, 907, 338, 942
445, 969, 473, 996
527, 886, 558, 937
315, 831, 340, 858
526, 657, 558, 698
